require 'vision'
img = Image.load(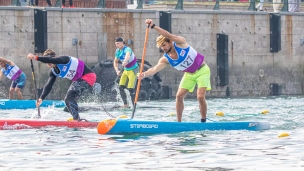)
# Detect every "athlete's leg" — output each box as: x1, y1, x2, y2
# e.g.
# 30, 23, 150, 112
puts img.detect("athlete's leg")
118, 70, 129, 107
15, 87, 23, 99
175, 88, 188, 122
64, 79, 90, 121
9, 81, 17, 99
9, 87, 14, 99
127, 88, 135, 107
15, 73, 26, 100
119, 85, 128, 106
65, 89, 80, 120
126, 68, 138, 107
177, 73, 195, 122
197, 87, 207, 122
196, 65, 211, 122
